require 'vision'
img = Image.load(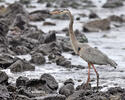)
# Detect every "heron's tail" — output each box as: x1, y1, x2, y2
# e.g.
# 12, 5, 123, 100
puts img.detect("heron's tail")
107, 58, 117, 69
